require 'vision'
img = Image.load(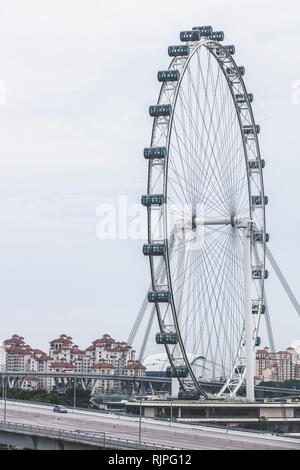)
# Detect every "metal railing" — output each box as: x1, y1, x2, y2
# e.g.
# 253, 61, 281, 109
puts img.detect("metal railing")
0, 420, 182, 450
